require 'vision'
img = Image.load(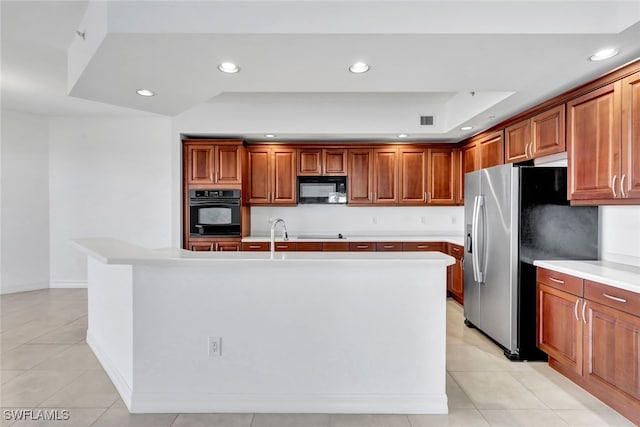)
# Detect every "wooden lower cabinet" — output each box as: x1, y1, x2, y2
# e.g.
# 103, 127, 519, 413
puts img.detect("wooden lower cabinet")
188, 238, 241, 251
446, 243, 464, 304
537, 268, 640, 425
